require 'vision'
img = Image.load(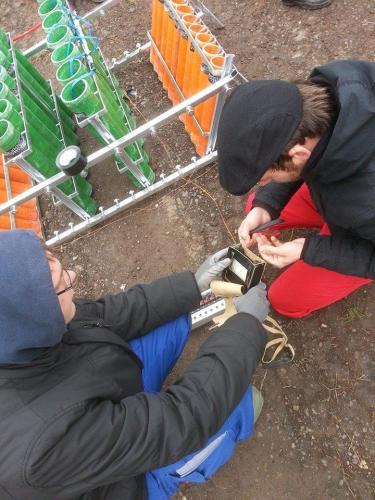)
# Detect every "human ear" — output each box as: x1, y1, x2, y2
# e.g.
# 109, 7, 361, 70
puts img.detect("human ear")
288, 144, 311, 169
